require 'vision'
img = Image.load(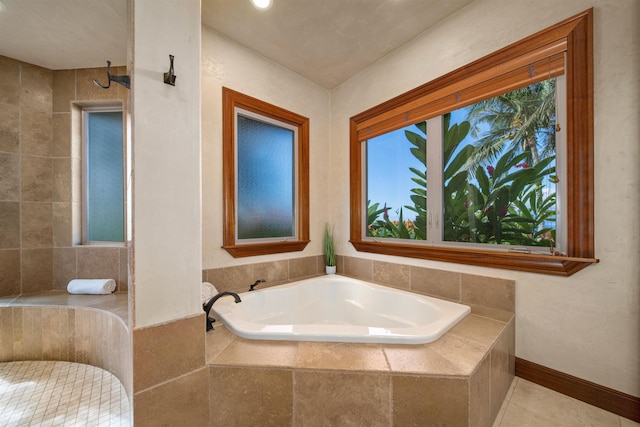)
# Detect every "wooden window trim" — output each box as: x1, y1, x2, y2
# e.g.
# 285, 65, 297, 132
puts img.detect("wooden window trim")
222, 88, 310, 257
349, 9, 596, 276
